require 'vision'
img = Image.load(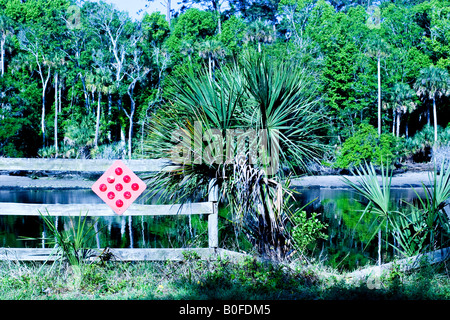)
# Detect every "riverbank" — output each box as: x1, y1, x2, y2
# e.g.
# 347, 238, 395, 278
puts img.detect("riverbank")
0, 157, 438, 189
291, 171, 434, 189
1, 256, 449, 301
0, 170, 435, 190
